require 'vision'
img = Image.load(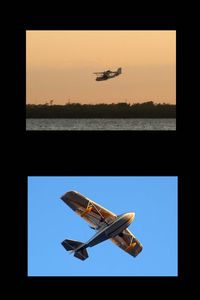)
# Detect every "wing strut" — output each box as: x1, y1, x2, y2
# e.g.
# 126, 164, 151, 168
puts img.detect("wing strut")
81, 200, 109, 224
90, 202, 105, 220
81, 206, 92, 217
